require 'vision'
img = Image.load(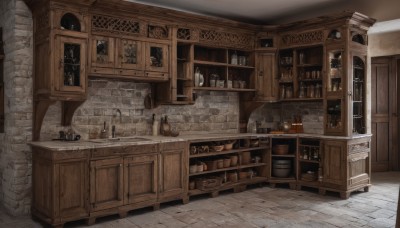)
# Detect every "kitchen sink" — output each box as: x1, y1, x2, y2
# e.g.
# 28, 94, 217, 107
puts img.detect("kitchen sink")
89, 137, 152, 143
